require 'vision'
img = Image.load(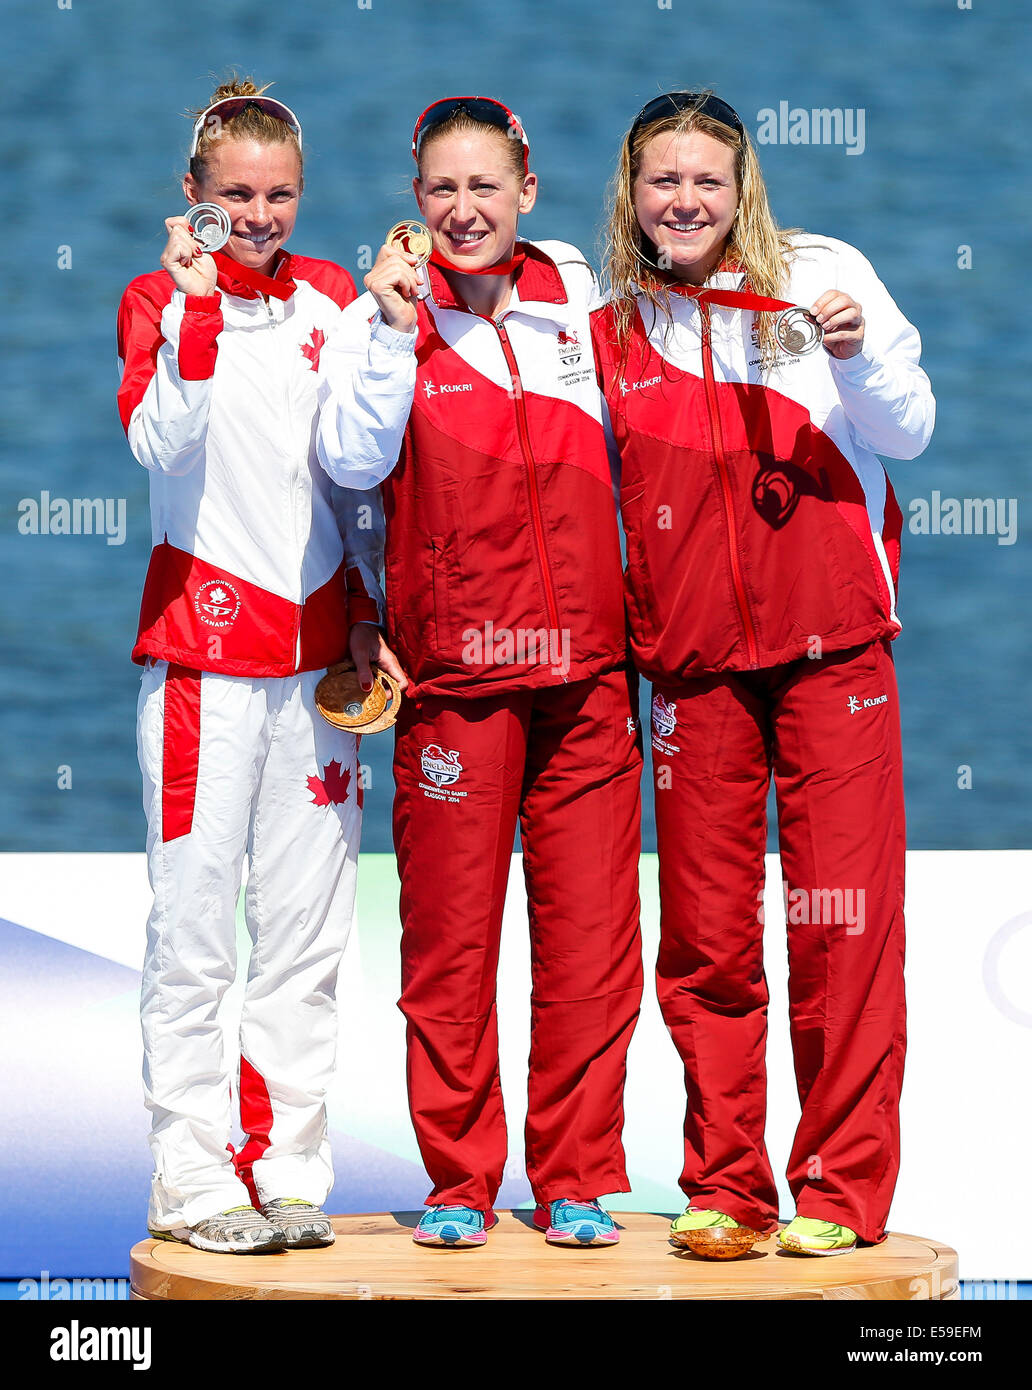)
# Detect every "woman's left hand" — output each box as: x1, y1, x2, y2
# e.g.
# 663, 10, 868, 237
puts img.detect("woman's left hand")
811, 290, 865, 359
348, 621, 409, 694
